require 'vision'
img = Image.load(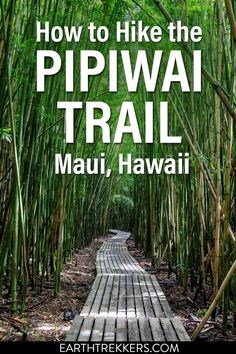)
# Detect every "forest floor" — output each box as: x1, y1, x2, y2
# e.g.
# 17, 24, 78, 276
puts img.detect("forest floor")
127, 235, 236, 342
0, 232, 235, 341
0, 235, 106, 341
